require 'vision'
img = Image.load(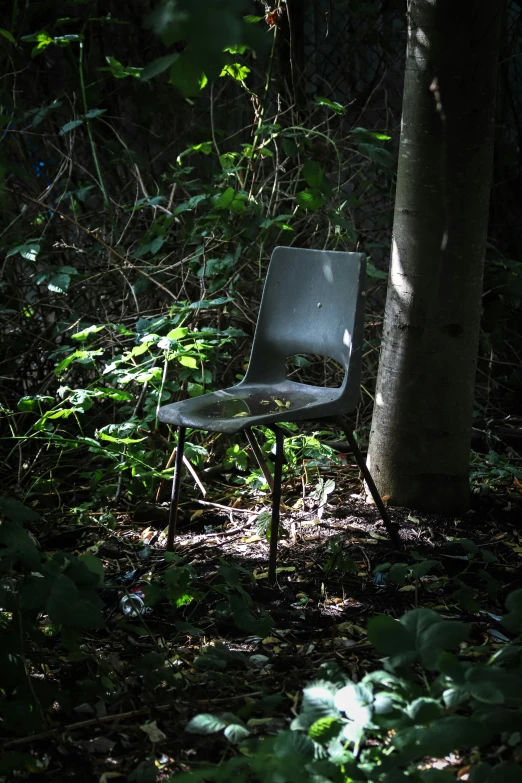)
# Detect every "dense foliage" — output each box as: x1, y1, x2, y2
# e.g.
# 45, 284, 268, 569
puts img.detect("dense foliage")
1, 1, 522, 780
